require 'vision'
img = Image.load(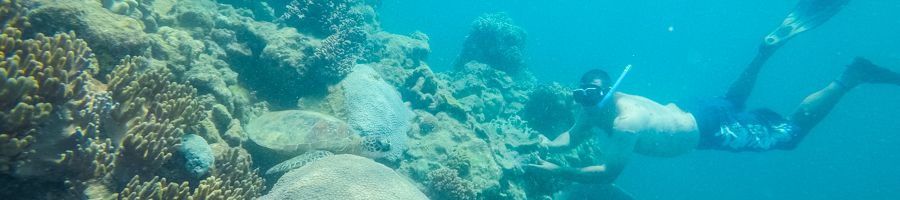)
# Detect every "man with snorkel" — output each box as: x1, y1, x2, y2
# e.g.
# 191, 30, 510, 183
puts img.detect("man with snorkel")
519, 0, 900, 193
